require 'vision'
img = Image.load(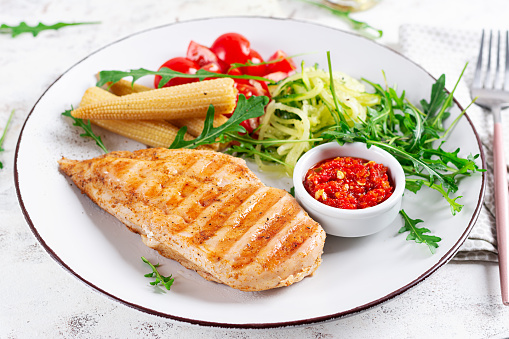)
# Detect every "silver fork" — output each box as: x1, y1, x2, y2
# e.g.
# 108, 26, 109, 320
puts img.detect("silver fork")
471, 30, 509, 306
